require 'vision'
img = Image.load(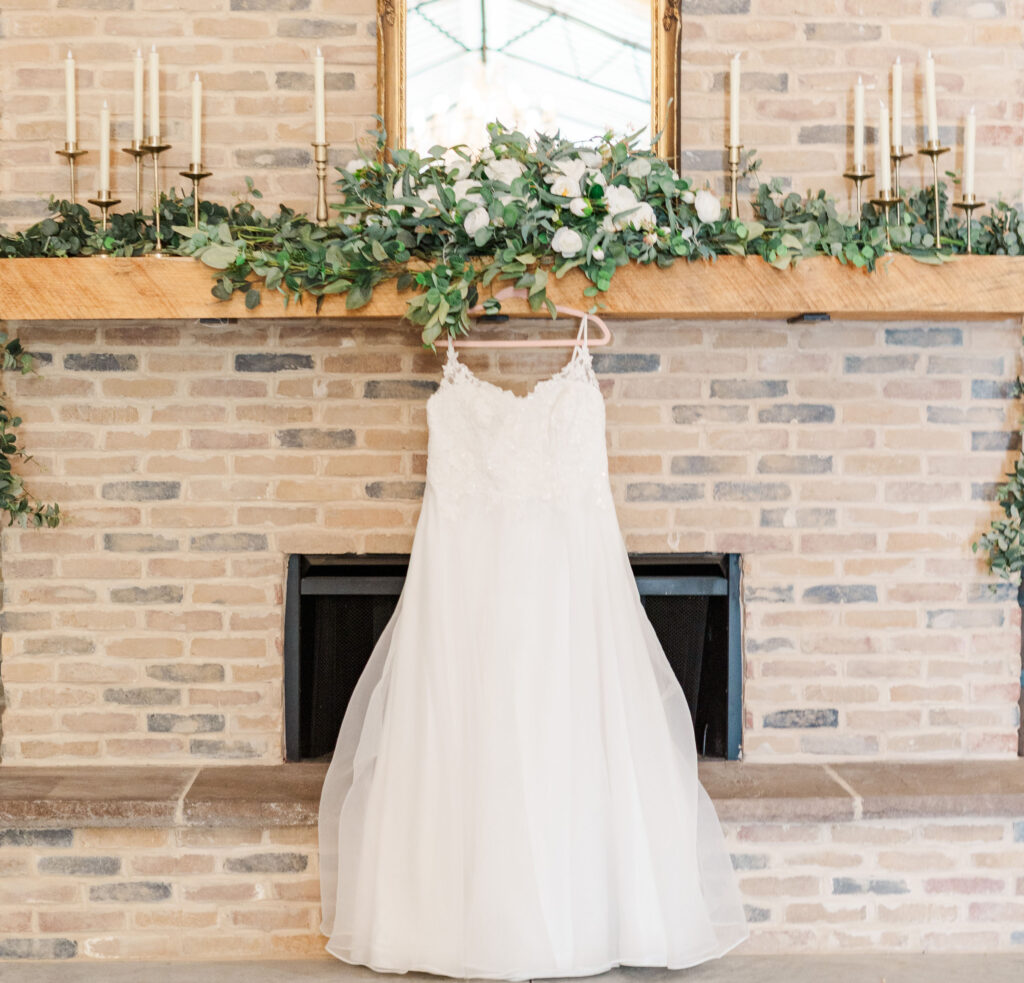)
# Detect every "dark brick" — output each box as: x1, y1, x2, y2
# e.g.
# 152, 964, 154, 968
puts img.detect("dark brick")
1012, 930, 1024, 945
190, 533, 268, 552
190, 739, 260, 758
758, 404, 835, 424
967, 582, 1016, 603
1014, 820, 1024, 842
745, 586, 793, 603
972, 482, 999, 501
38, 856, 120, 876
885, 327, 962, 347
25, 351, 53, 366
234, 148, 311, 169
365, 481, 425, 500
590, 353, 660, 373
844, 354, 918, 373
731, 853, 769, 870
104, 688, 180, 706
927, 406, 1002, 424
224, 852, 308, 874
670, 455, 745, 475
64, 353, 138, 372
805, 22, 882, 40
761, 507, 835, 528
232, 0, 309, 8
0, 939, 76, 959
234, 353, 313, 372
625, 482, 703, 502
110, 586, 183, 604
682, 149, 729, 172
24, 636, 94, 656
926, 609, 1004, 629
364, 379, 439, 399
673, 404, 749, 424
275, 70, 354, 91
148, 713, 224, 734
276, 428, 356, 449
0, 829, 73, 847
710, 380, 787, 399
146, 664, 224, 683
928, 356, 1003, 375
764, 708, 839, 728
746, 637, 795, 653
278, 17, 357, 36
710, 71, 788, 93
971, 380, 1017, 399
743, 905, 771, 924
89, 882, 171, 903
104, 533, 179, 553
683, 0, 749, 11
101, 481, 180, 501
800, 124, 877, 144
802, 585, 877, 604
931, 0, 1005, 14
758, 454, 832, 474
714, 481, 790, 501
833, 877, 909, 895
972, 431, 1021, 452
